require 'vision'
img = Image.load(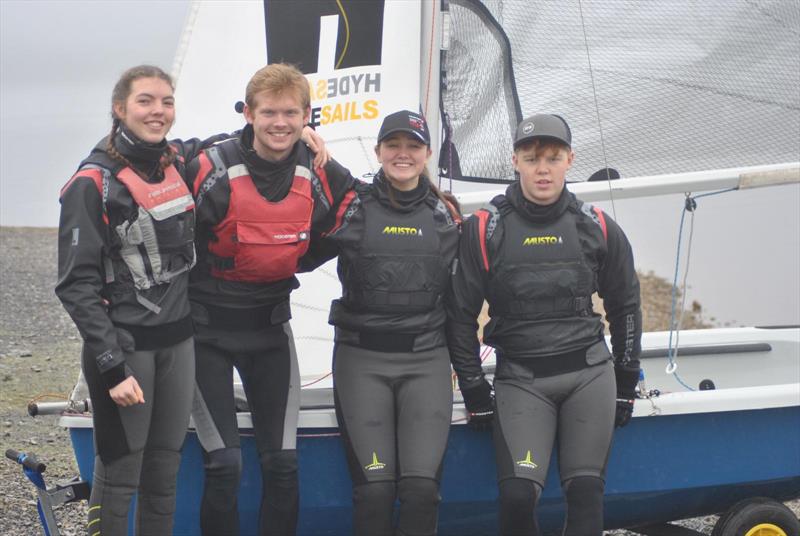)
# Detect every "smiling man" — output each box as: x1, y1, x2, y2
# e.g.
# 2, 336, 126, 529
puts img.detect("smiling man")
185, 63, 356, 536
